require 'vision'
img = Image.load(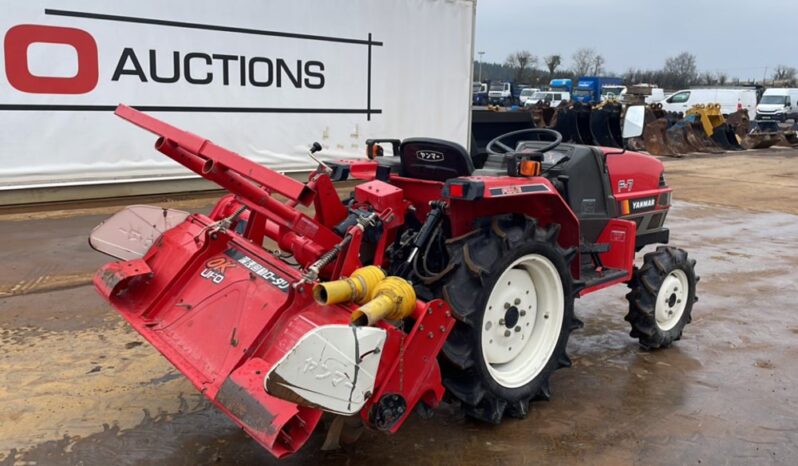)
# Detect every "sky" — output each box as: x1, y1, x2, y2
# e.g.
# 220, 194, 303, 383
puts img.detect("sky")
475, 0, 796, 80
